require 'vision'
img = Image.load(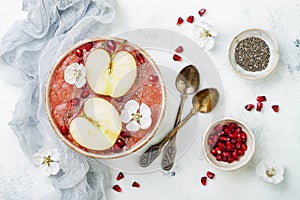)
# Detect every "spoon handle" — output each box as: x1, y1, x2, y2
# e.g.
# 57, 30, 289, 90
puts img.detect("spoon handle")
161, 94, 187, 171
139, 109, 196, 167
